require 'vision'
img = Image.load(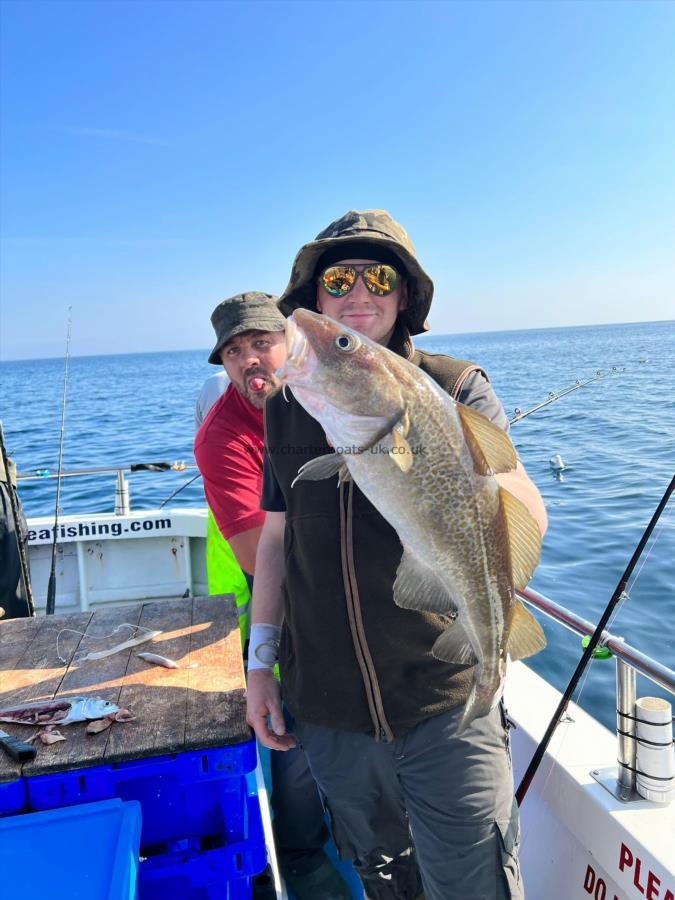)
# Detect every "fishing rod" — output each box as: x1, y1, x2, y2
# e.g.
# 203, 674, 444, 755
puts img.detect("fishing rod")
516, 472, 675, 806
46, 309, 72, 616
159, 472, 201, 509
17, 460, 193, 481
509, 367, 625, 425
0, 422, 35, 617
